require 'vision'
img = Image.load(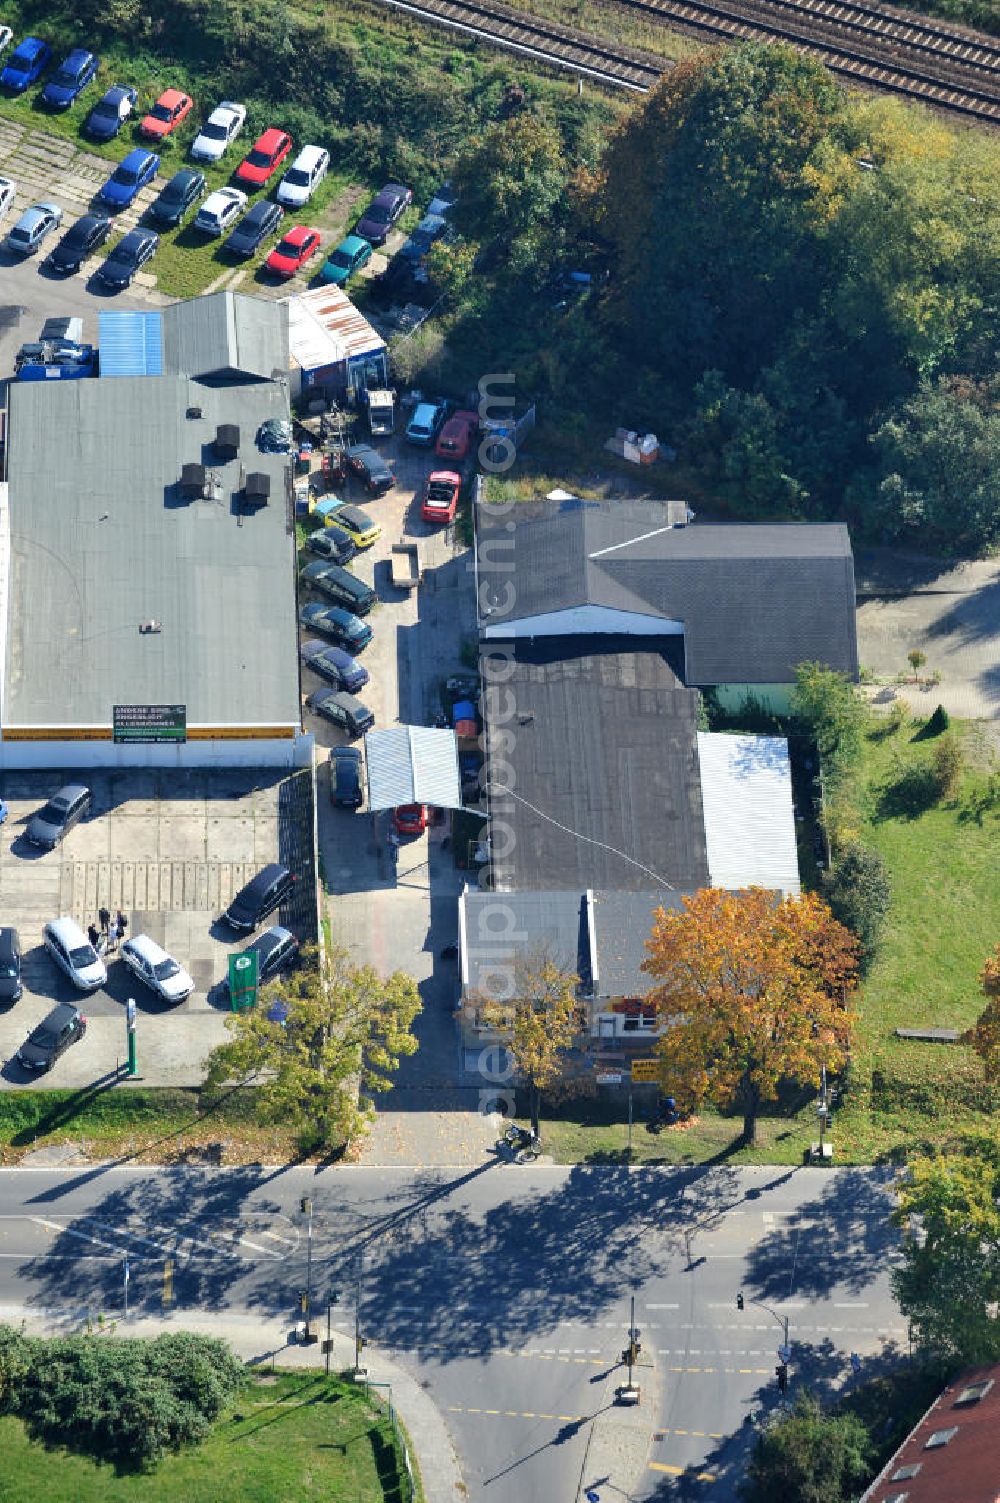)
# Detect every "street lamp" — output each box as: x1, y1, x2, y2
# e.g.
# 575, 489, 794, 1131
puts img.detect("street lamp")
300, 1197, 317, 1344
738, 1291, 791, 1381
